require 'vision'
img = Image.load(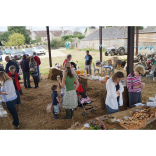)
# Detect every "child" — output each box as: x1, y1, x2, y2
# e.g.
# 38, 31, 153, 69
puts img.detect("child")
51, 85, 61, 119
